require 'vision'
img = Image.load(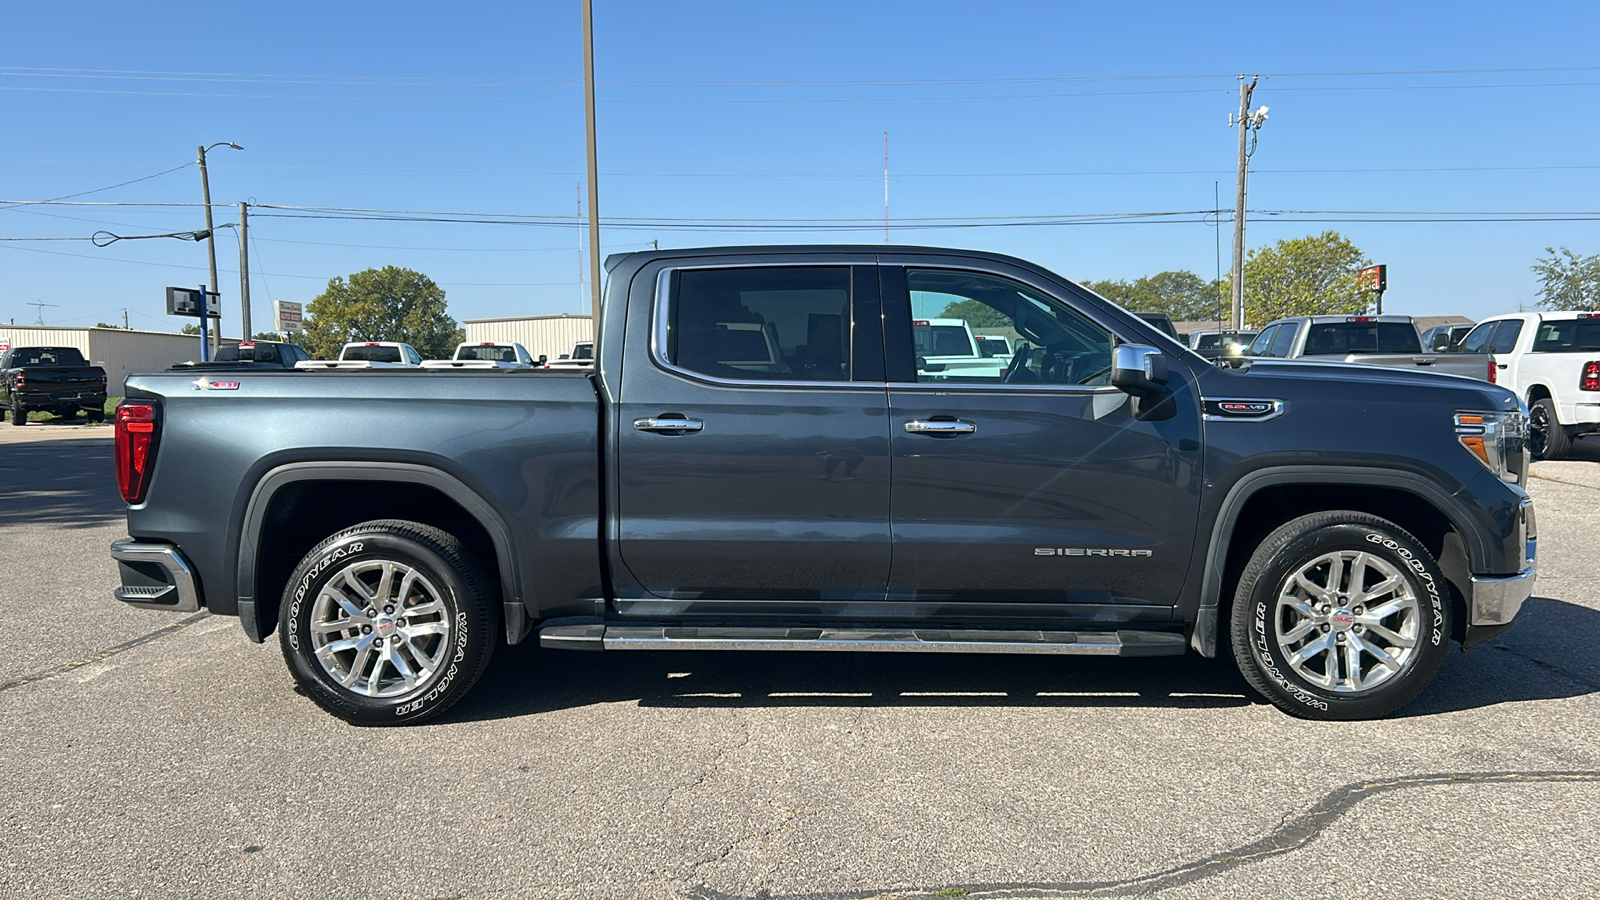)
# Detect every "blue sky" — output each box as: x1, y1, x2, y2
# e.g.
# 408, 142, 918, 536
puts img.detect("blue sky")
3, 0, 1598, 332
